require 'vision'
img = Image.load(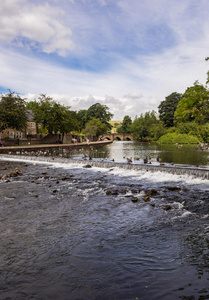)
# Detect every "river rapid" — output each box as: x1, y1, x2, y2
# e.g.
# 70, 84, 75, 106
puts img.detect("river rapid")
0, 153, 209, 300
